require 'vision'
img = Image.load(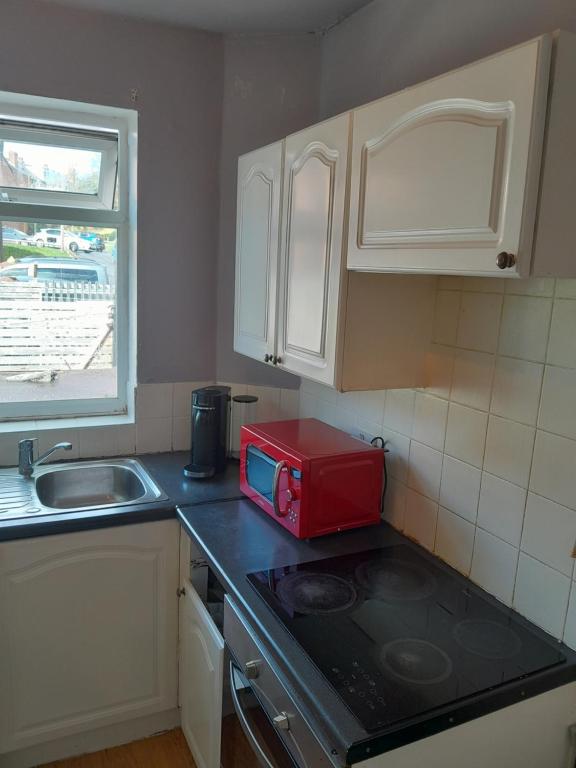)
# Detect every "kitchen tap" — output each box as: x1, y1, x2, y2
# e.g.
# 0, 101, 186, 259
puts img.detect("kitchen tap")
18, 439, 73, 478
